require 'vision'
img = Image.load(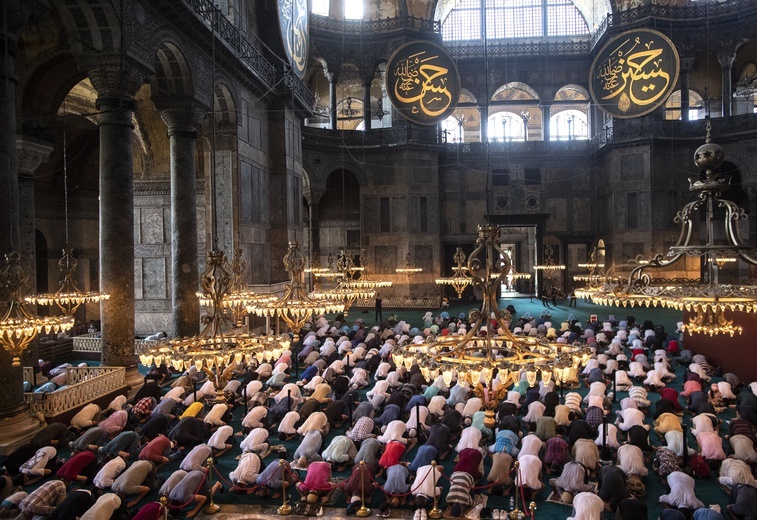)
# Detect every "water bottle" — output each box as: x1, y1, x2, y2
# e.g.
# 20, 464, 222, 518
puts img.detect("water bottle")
509, 496, 515, 511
